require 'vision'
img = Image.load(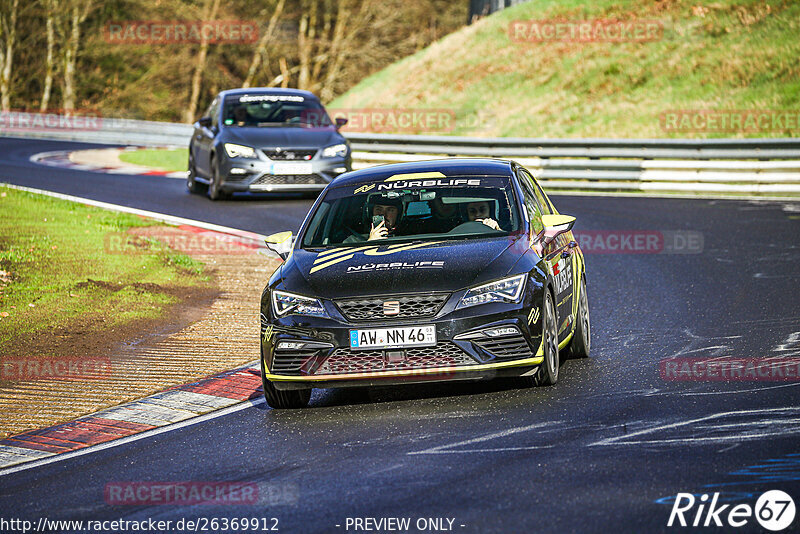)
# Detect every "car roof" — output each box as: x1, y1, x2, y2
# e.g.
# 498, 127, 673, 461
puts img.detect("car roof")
330, 159, 516, 188
218, 87, 320, 100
